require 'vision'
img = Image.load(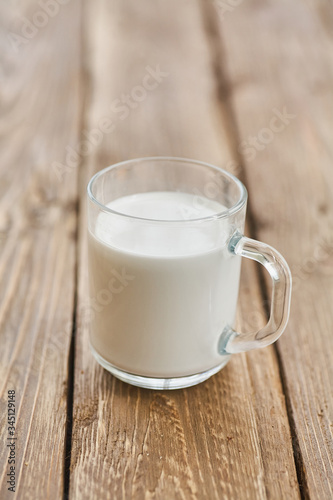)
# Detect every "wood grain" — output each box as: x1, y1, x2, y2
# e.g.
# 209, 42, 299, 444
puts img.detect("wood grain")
0, 1, 81, 498
210, 0, 333, 497
70, 1, 299, 498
